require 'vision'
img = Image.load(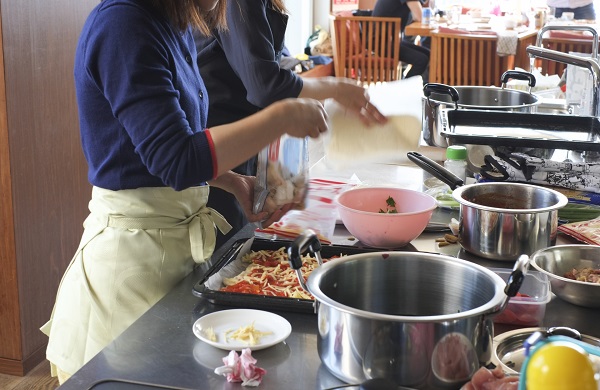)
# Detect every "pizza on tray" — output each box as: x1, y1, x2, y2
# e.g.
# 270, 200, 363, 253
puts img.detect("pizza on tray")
220, 247, 340, 300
